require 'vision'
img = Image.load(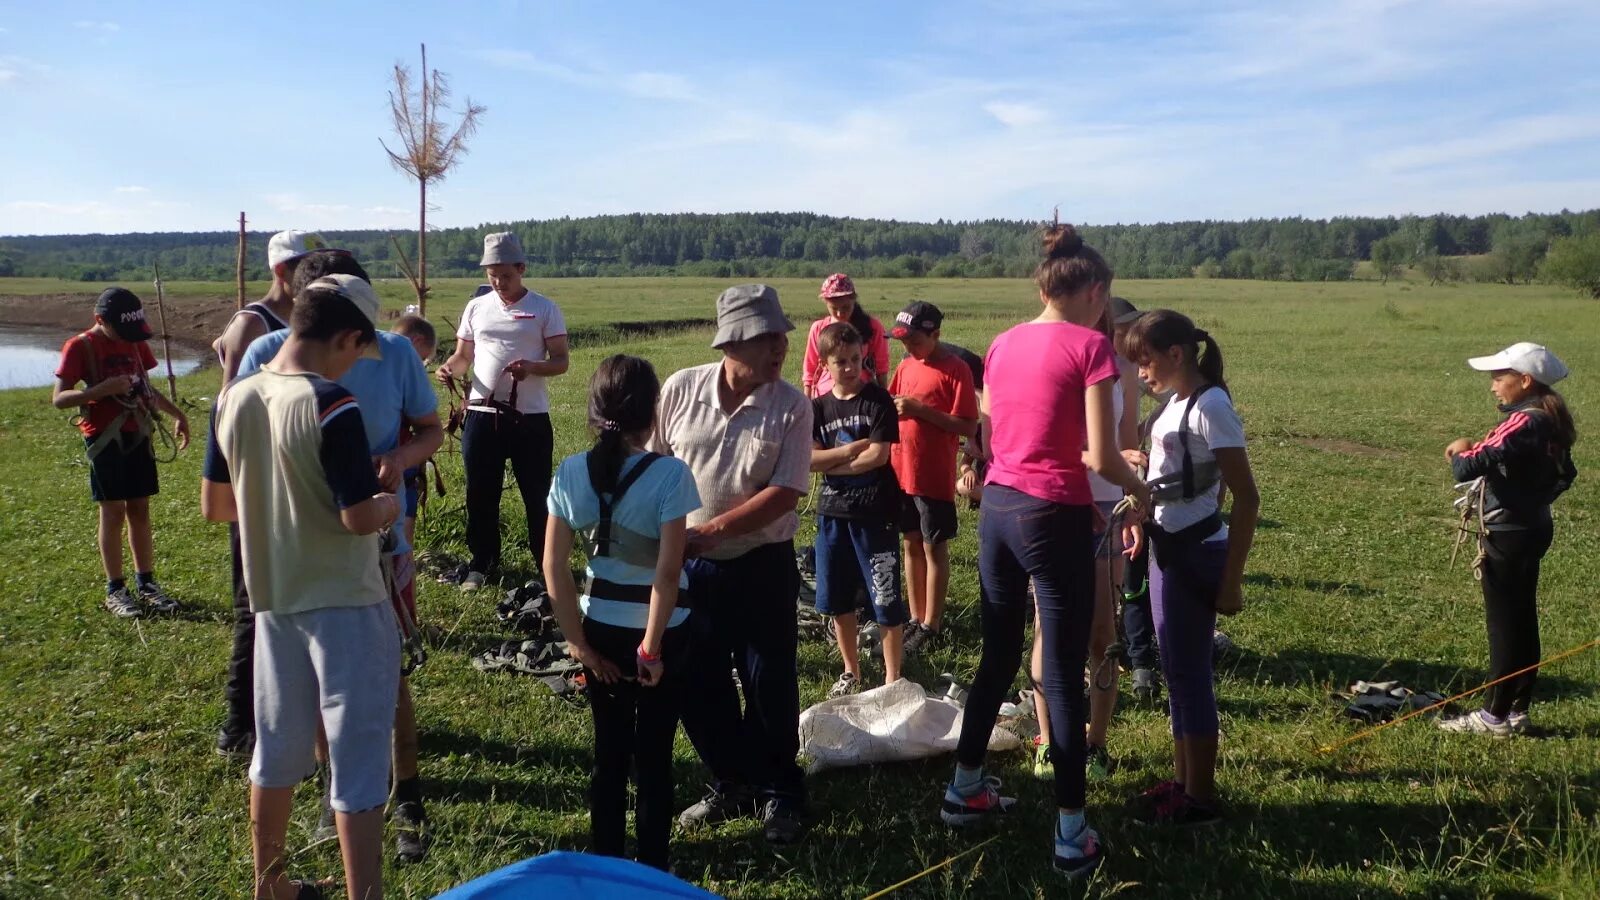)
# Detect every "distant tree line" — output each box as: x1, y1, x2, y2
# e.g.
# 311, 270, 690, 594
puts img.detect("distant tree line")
3, 209, 1599, 293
